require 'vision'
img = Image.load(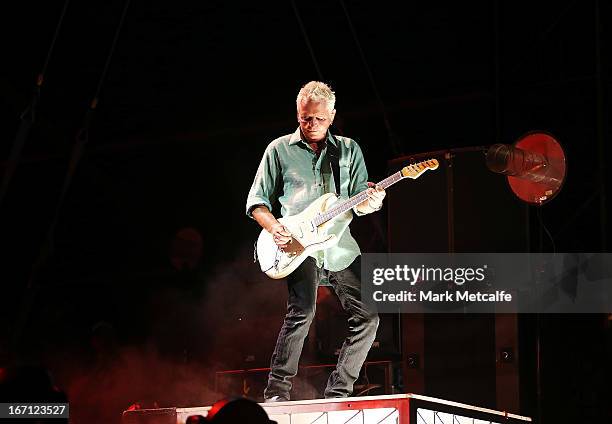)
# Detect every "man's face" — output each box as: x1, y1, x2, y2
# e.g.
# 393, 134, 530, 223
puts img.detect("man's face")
297, 100, 335, 143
